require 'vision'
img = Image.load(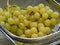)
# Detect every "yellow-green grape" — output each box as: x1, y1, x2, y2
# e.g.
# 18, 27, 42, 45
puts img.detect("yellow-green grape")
42, 13, 48, 19
20, 10, 27, 15
14, 17, 19, 25
18, 15, 25, 21
38, 3, 44, 9
20, 34, 26, 38
50, 18, 57, 25
45, 6, 50, 11
46, 9, 53, 15
4, 11, 12, 18
38, 32, 44, 37
38, 18, 44, 23
0, 21, 5, 27
5, 23, 11, 31
29, 15, 35, 21
17, 29, 23, 36
25, 14, 30, 19
30, 22, 37, 28
45, 27, 51, 34
11, 25, 18, 34
0, 8, 4, 15
0, 16, 6, 21
34, 12, 40, 20
39, 8, 46, 14
51, 12, 59, 19
39, 27, 46, 34
30, 27, 38, 34
32, 6, 39, 12
27, 5, 33, 13
24, 20, 30, 26
38, 23, 44, 29
7, 18, 14, 24
19, 23, 25, 30
44, 19, 51, 26
31, 33, 38, 38
13, 10, 21, 17
25, 29, 31, 38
